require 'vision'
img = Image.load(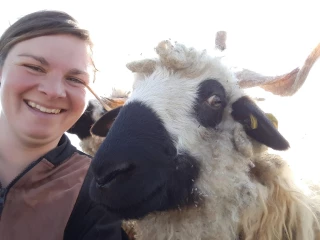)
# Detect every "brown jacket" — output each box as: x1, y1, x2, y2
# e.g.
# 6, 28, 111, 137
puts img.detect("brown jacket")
0, 134, 128, 240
